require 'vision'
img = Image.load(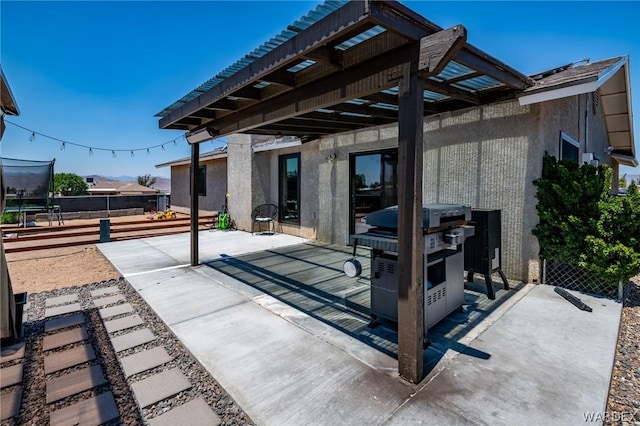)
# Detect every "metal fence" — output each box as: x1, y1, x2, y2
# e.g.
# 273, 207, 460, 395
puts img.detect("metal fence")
542, 259, 626, 300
